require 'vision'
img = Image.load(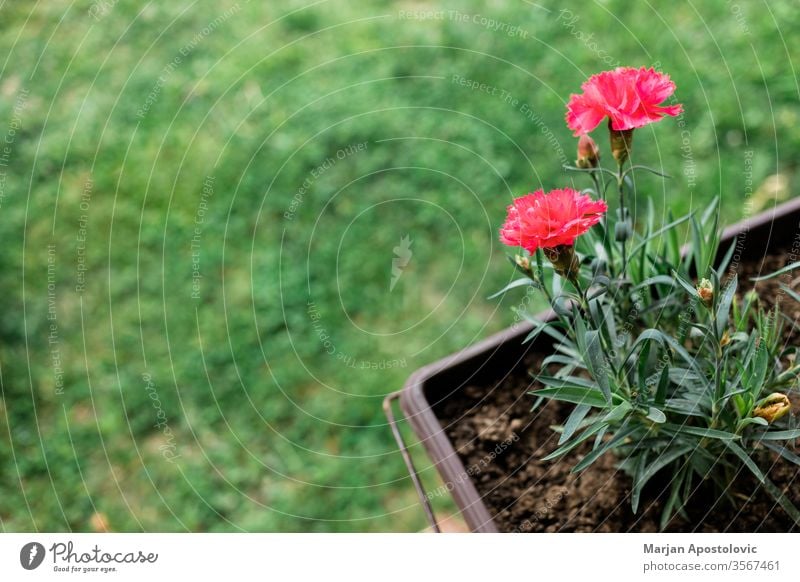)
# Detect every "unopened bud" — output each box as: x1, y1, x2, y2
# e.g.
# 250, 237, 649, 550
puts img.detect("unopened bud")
697, 278, 714, 307
576, 135, 600, 169
753, 393, 791, 424
608, 121, 634, 165
720, 329, 731, 347
514, 254, 531, 271
614, 220, 632, 242
543, 245, 580, 281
